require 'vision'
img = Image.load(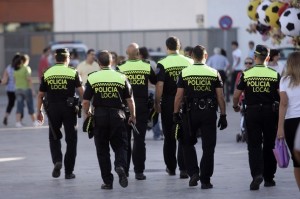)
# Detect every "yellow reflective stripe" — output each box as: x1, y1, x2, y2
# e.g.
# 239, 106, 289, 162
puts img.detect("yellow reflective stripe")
118, 60, 150, 74
87, 70, 126, 85
182, 65, 217, 77
244, 67, 277, 79
158, 54, 193, 69
44, 65, 76, 79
